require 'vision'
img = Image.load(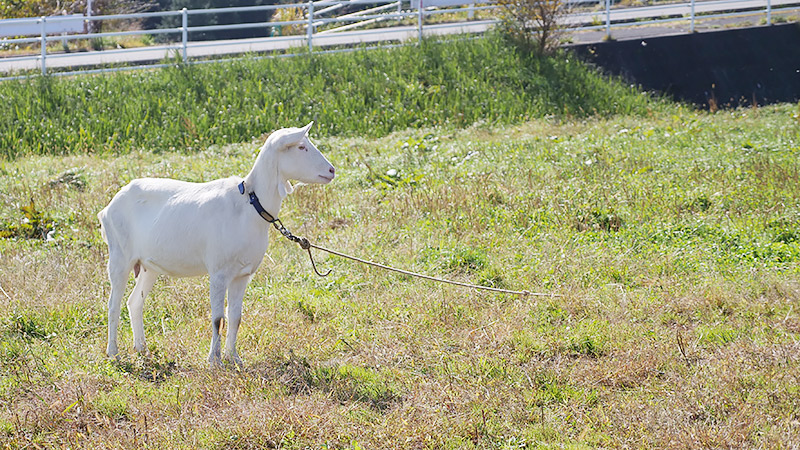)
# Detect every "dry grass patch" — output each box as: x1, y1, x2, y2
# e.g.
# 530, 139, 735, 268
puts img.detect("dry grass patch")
1, 106, 799, 448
